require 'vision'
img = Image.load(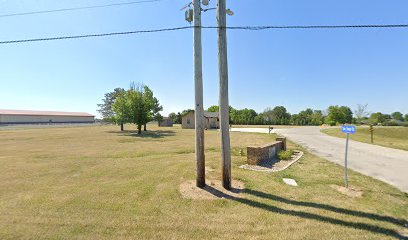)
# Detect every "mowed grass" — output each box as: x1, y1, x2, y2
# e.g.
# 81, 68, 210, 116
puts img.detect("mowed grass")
231, 124, 300, 129
0, 124, 407, 239
322, 127, 408, 151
